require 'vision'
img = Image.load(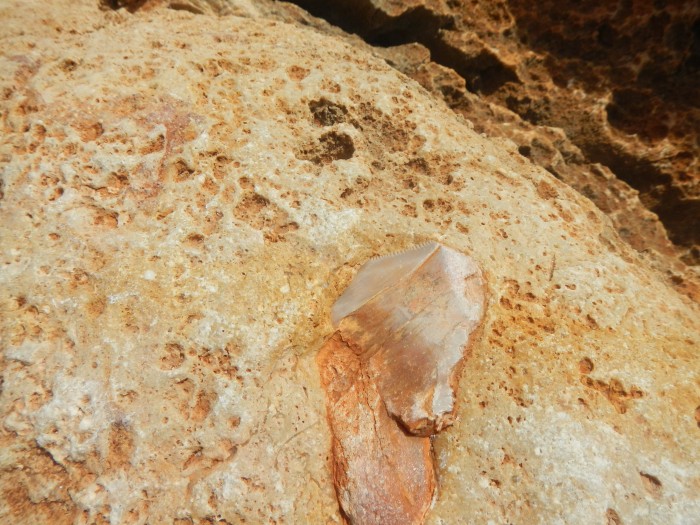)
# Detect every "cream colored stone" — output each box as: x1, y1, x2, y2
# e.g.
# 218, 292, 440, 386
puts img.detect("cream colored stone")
0, 1, 698, 524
